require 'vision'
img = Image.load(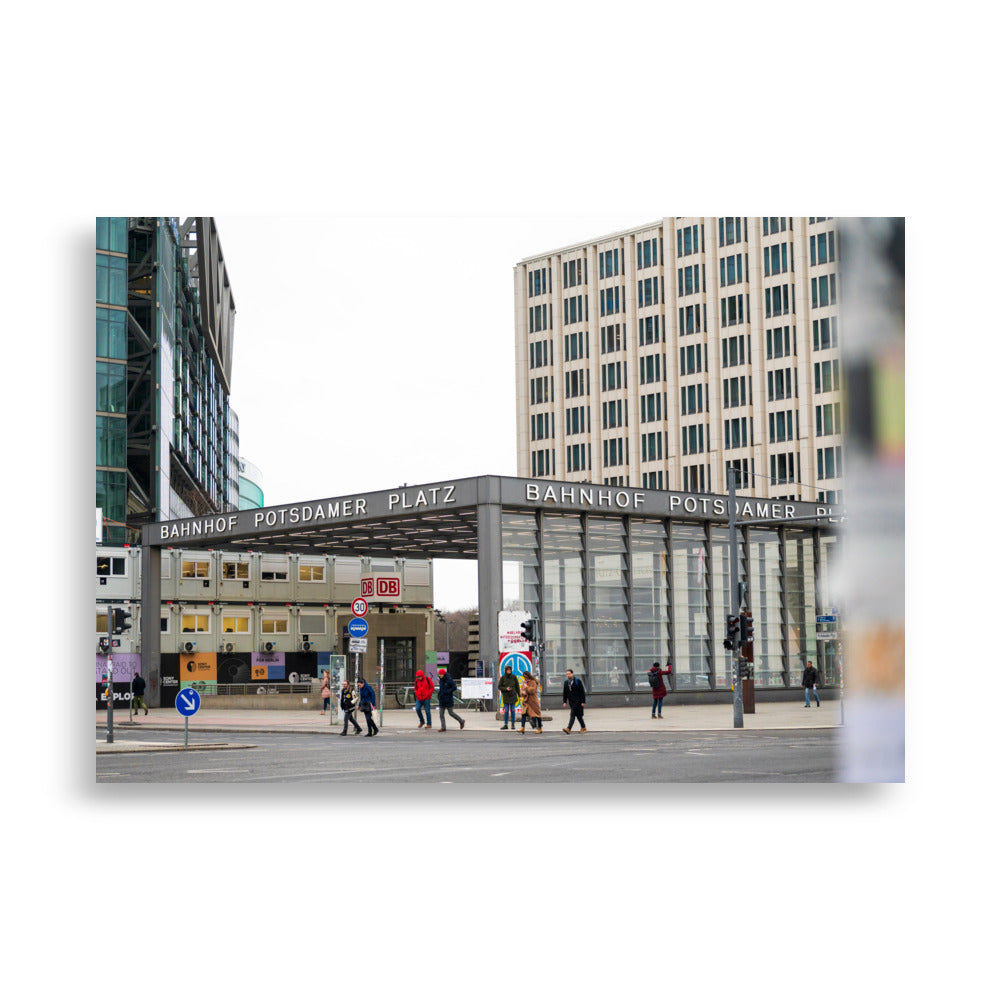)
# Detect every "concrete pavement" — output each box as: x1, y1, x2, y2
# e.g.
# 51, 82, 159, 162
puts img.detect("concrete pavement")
96, 699, 840, 752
